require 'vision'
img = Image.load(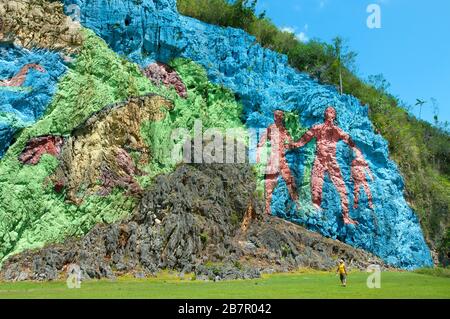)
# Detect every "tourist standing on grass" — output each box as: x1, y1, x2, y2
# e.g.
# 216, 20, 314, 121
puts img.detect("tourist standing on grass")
336, 259, 348, 287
